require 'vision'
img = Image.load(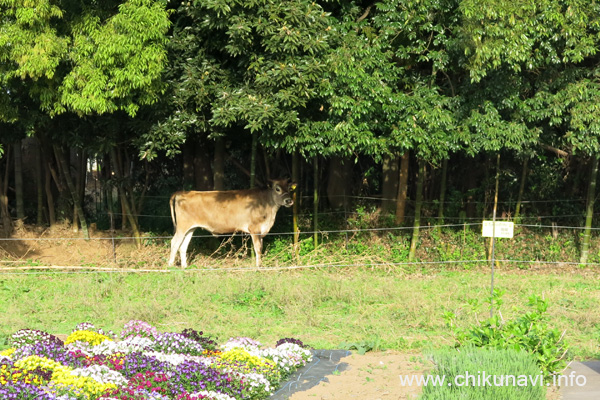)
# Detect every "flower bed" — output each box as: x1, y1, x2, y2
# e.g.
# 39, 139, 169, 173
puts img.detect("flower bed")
0, 321, 312, 400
